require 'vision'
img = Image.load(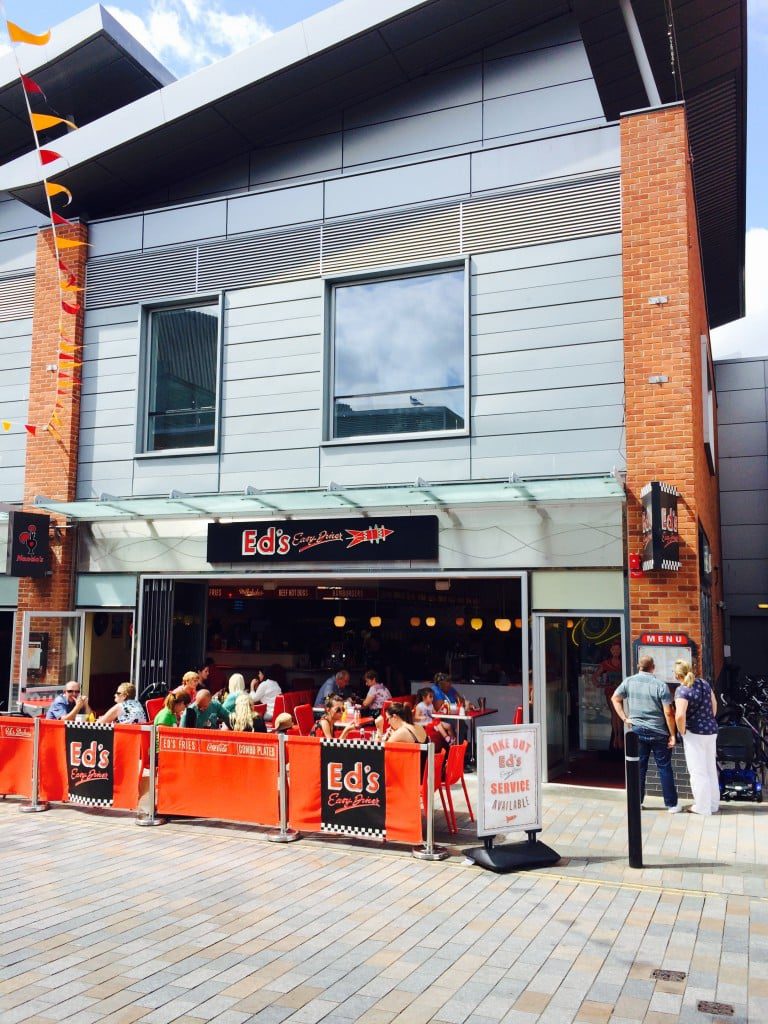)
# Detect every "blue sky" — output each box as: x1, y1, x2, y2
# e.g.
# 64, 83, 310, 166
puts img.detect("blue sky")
6, 0, 768, 357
